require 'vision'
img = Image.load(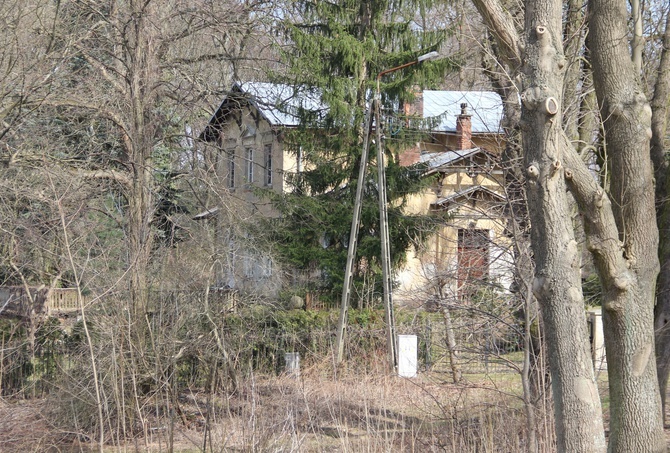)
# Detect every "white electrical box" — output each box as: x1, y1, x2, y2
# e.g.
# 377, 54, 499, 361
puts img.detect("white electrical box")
397, 335, 418, 378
